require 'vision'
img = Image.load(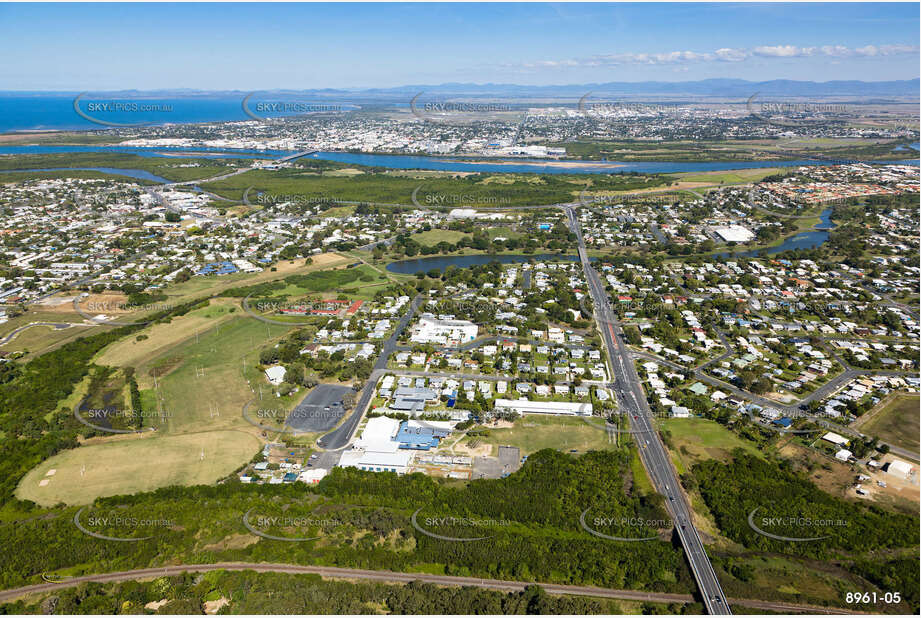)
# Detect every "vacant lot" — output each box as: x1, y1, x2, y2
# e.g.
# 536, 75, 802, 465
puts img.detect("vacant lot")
409, 229, 471, 246
856, 394, 920, 453
660, 417, 762, 465
16, 430, 260, 506
464, 414, 615, 455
